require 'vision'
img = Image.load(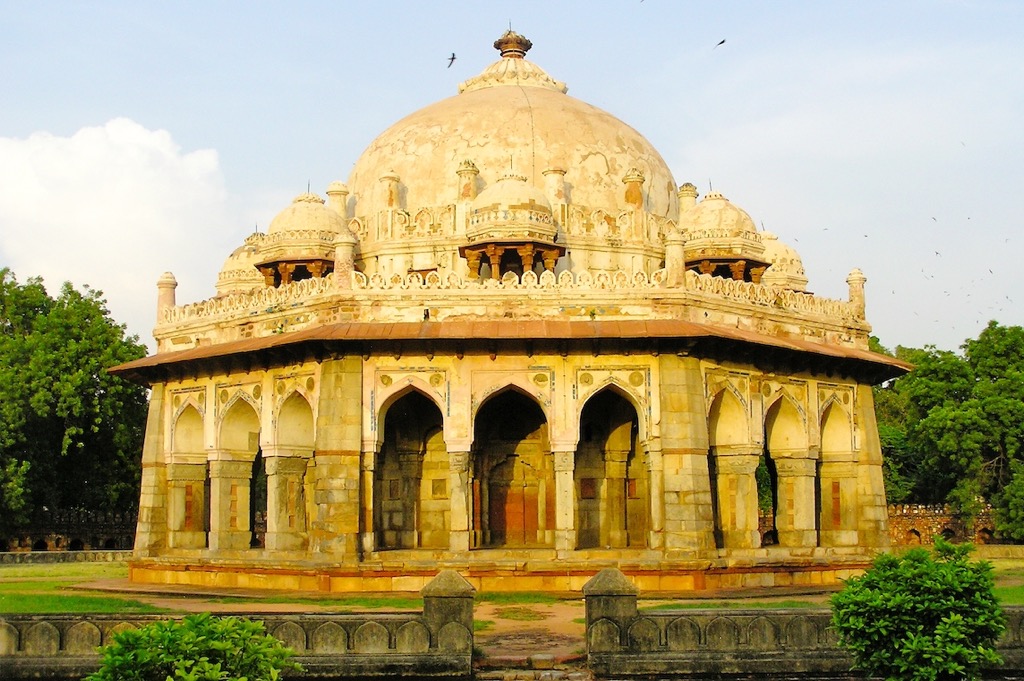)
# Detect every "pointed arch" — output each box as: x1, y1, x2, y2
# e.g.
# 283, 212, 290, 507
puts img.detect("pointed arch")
764, 394, 808, 456
764, 393, 816, 548
708, 387, 749, 448
277, 391, 314, 450
579, 378, 649, 443
220, 395, 261, 453
819, 401, 857, 546
472, 388, 553, 548
576, 388, 647, 549
820, 401, 853, 458
376, 389, 446, 549
172, 404, 204, 458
